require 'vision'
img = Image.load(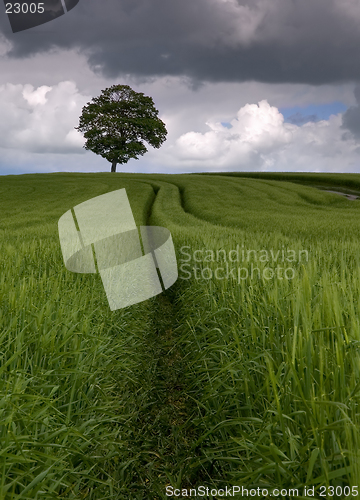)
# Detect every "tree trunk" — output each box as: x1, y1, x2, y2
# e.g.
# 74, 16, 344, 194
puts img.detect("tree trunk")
111, 160, 117, 172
